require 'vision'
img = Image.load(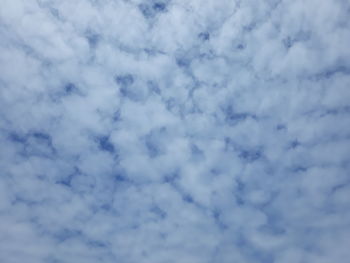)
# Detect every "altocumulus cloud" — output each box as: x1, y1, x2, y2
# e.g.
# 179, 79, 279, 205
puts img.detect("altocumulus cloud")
0, 0, 350, 262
